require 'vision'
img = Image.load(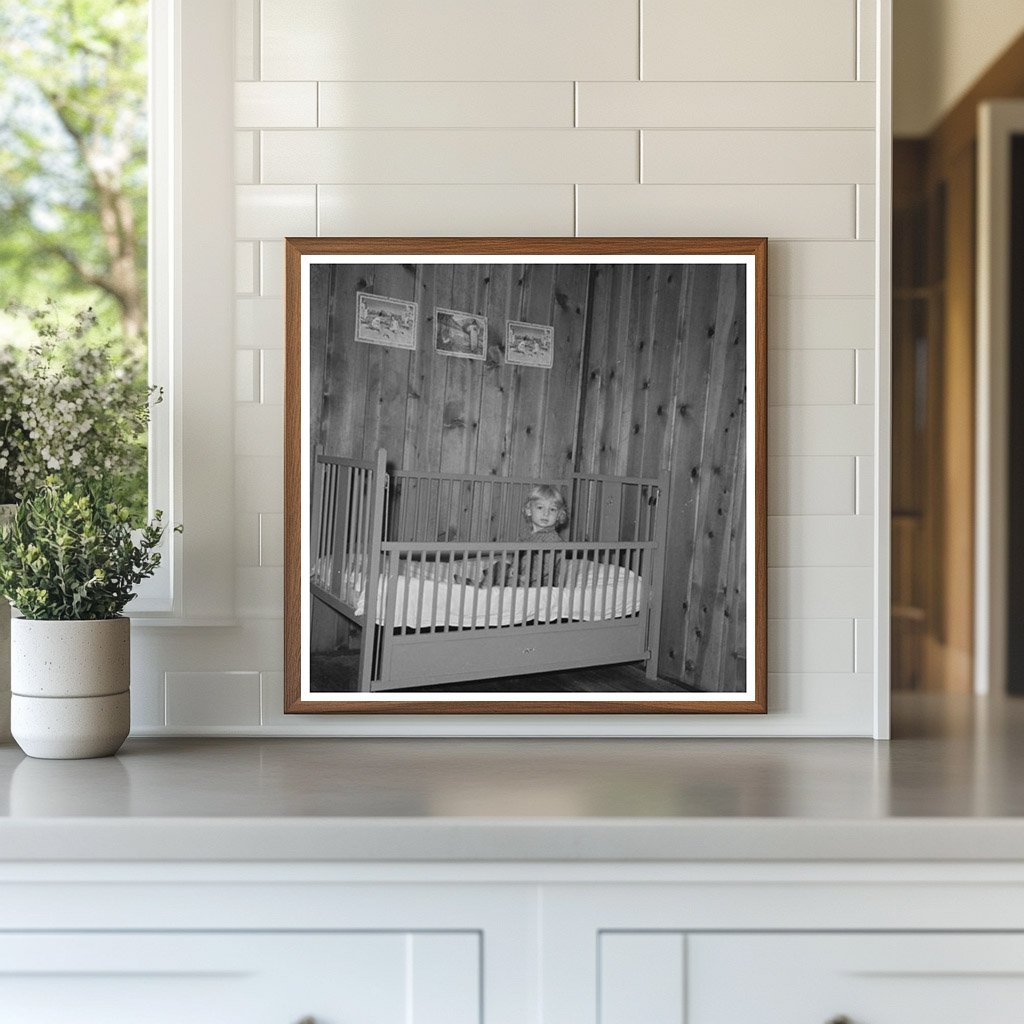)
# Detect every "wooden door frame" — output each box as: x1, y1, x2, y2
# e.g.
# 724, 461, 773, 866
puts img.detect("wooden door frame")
975, 100, 1024, 696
